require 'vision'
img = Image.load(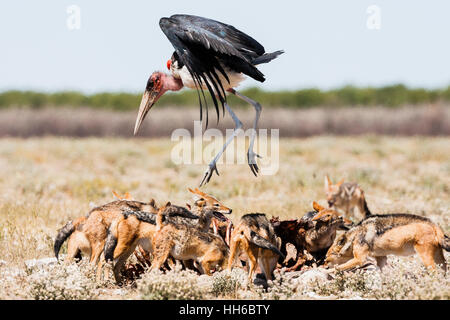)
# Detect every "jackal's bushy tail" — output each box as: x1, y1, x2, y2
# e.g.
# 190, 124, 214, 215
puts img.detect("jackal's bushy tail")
104, 219, 120, 262
54, 221, 74, 259
247, 230, 285, 259
104, 228, 118, 262
54, 217, 85, 260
